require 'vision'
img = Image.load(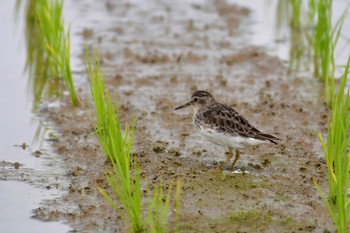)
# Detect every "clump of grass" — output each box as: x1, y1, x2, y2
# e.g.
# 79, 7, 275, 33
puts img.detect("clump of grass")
146, 180, 182, 233
314, 56, 350, 232
19, 0, 78, 109
19, 0, 62, 110
312, 0, 331, 80
284, 1, 347, 105
275, 1, 347, 87
35, 0, 78, 106
312, 0, 347, 104
86, 48, 181, 232
174, 179, 182, 232
86, 49, 143, 232
147, 181, 173, 233
281, 1, 350, 230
